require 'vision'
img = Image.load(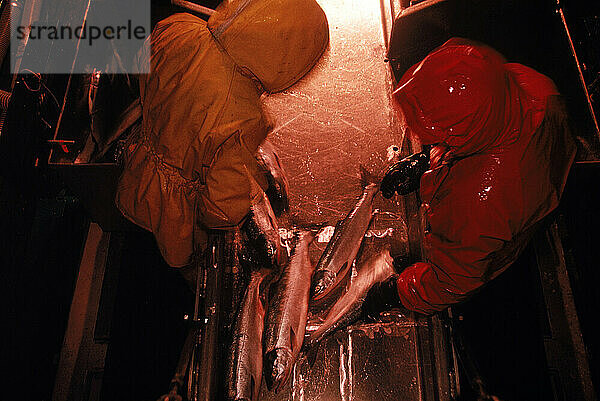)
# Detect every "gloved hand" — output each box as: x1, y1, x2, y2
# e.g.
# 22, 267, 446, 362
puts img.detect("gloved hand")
380, 147, 430, 198
239, 186, 284, 269
361, 255, 412, 320
256, 140, 290, 216
361, 274, 404, 320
